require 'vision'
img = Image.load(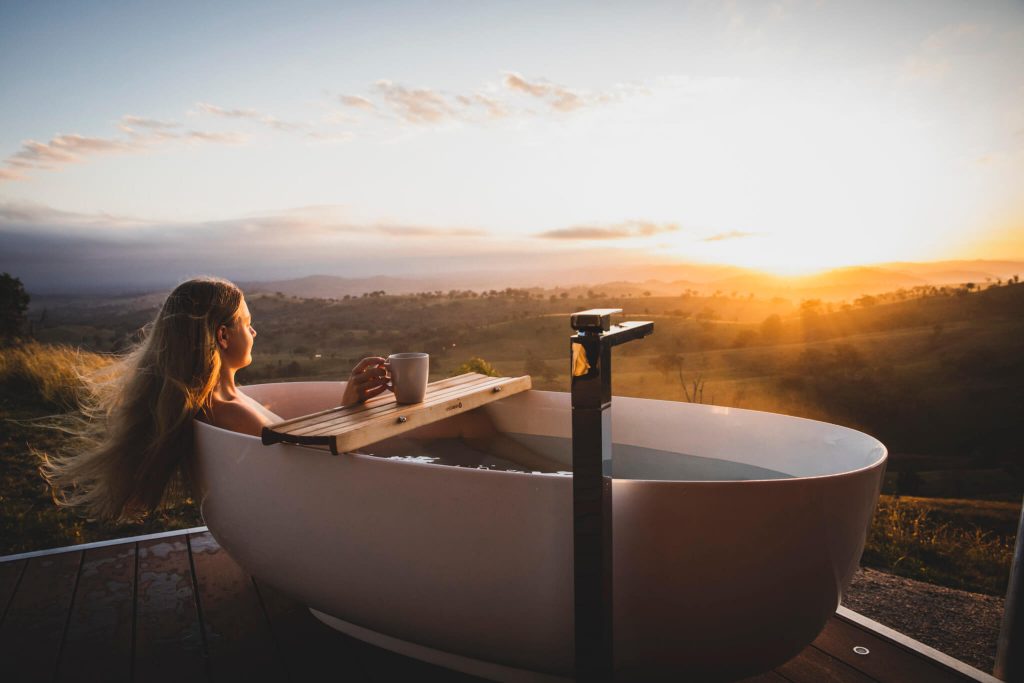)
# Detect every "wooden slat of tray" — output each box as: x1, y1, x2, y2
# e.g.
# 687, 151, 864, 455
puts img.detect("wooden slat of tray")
289, 373, 488, 437
261, 373, 531, 455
